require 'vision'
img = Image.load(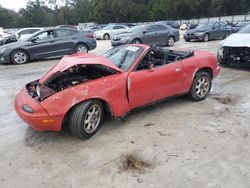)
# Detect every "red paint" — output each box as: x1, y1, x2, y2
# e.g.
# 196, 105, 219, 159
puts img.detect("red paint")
14, 44, 220, 132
